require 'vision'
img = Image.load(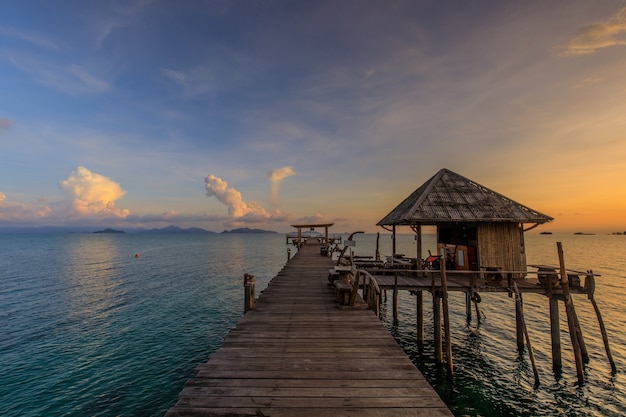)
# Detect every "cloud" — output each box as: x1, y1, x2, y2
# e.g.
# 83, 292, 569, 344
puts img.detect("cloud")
205, 174, 270, 220
161, 68, 187, 86
294, 213, 332, 225
0, 118, 12, 129
574, 76, 604, 88
67, 65, 110, 93
558, 7, 626, 56
0, 192, 52, 223
5, 52, 111, 95
268, 166, 295, 206
0, 26, 60, 50
92, 0, 157, 47
268, 166, 295, 182
59, 166, 130, 218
